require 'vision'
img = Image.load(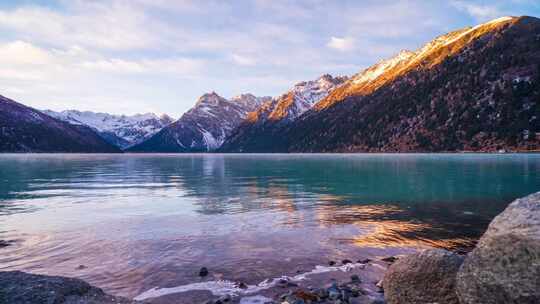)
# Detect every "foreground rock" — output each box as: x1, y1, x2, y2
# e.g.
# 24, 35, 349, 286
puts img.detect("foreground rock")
0, 271, 139, 304
382, 249, 464, 304
457, 192, 540, 304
